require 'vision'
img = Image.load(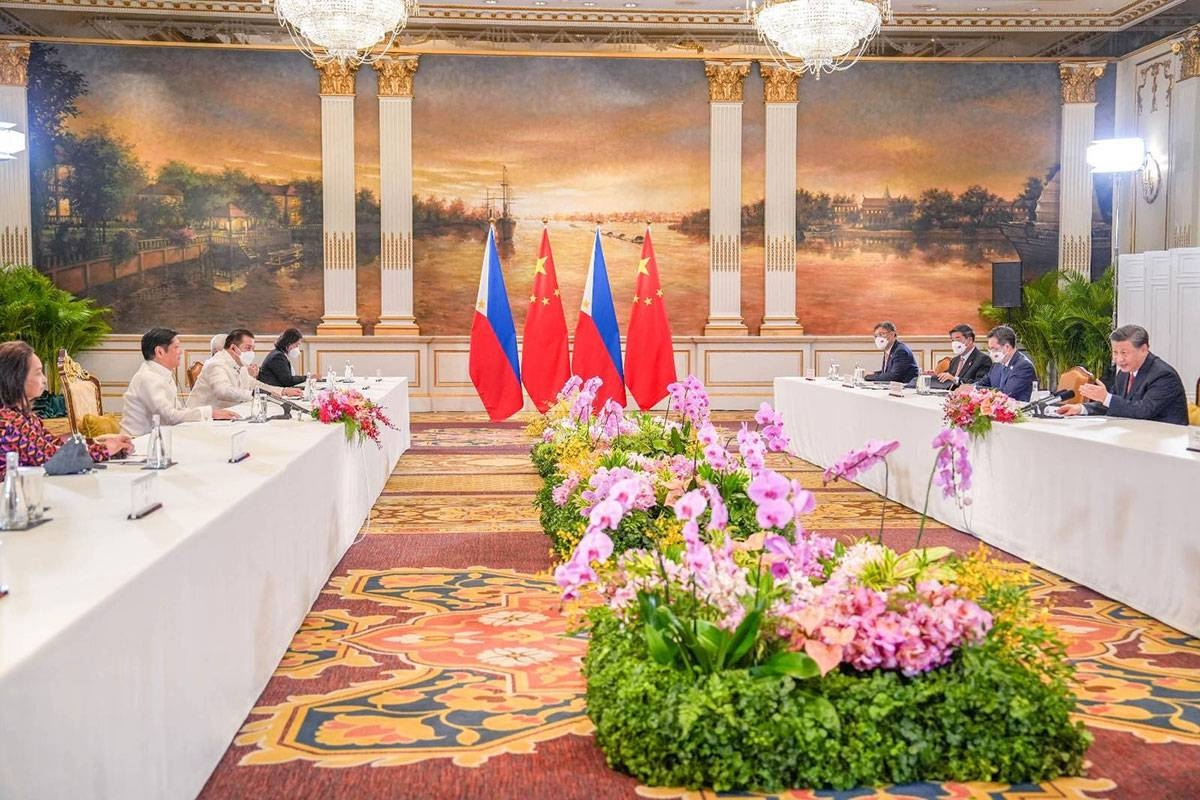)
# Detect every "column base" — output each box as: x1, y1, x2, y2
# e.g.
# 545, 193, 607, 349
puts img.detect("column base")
704, 320, 749, 336
374, 317, 421, 336
317, 317, 364, 336
759, 319, 804, 337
